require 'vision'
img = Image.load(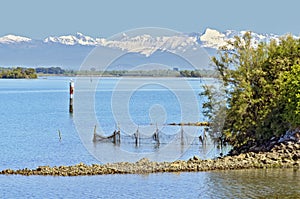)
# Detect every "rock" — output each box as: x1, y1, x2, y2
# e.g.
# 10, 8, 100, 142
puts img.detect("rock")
293, 161, 300, 166
2, 137, 300, 176
282, 158, 292, 164
136, 158, 150, 165
250, 146, 263, 153
236, 154, 246, 160
292, 154, 300, 161
266, 141, 277, 151
230, 150, 239, 156
279, 128, 300, 143
245, 152, 256, 158
193, 156, 201, 161
266, 153, 279, 161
